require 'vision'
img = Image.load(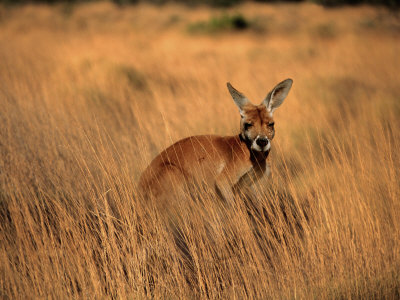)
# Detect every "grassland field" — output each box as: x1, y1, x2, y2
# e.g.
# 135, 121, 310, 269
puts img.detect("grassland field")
0, 1, 399, 298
